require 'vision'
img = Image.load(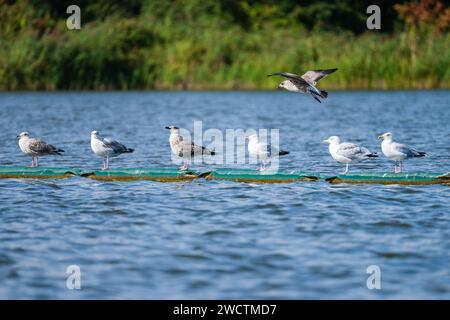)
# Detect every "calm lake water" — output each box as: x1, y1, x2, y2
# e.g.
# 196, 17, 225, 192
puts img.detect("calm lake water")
0, 91, 449, 299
